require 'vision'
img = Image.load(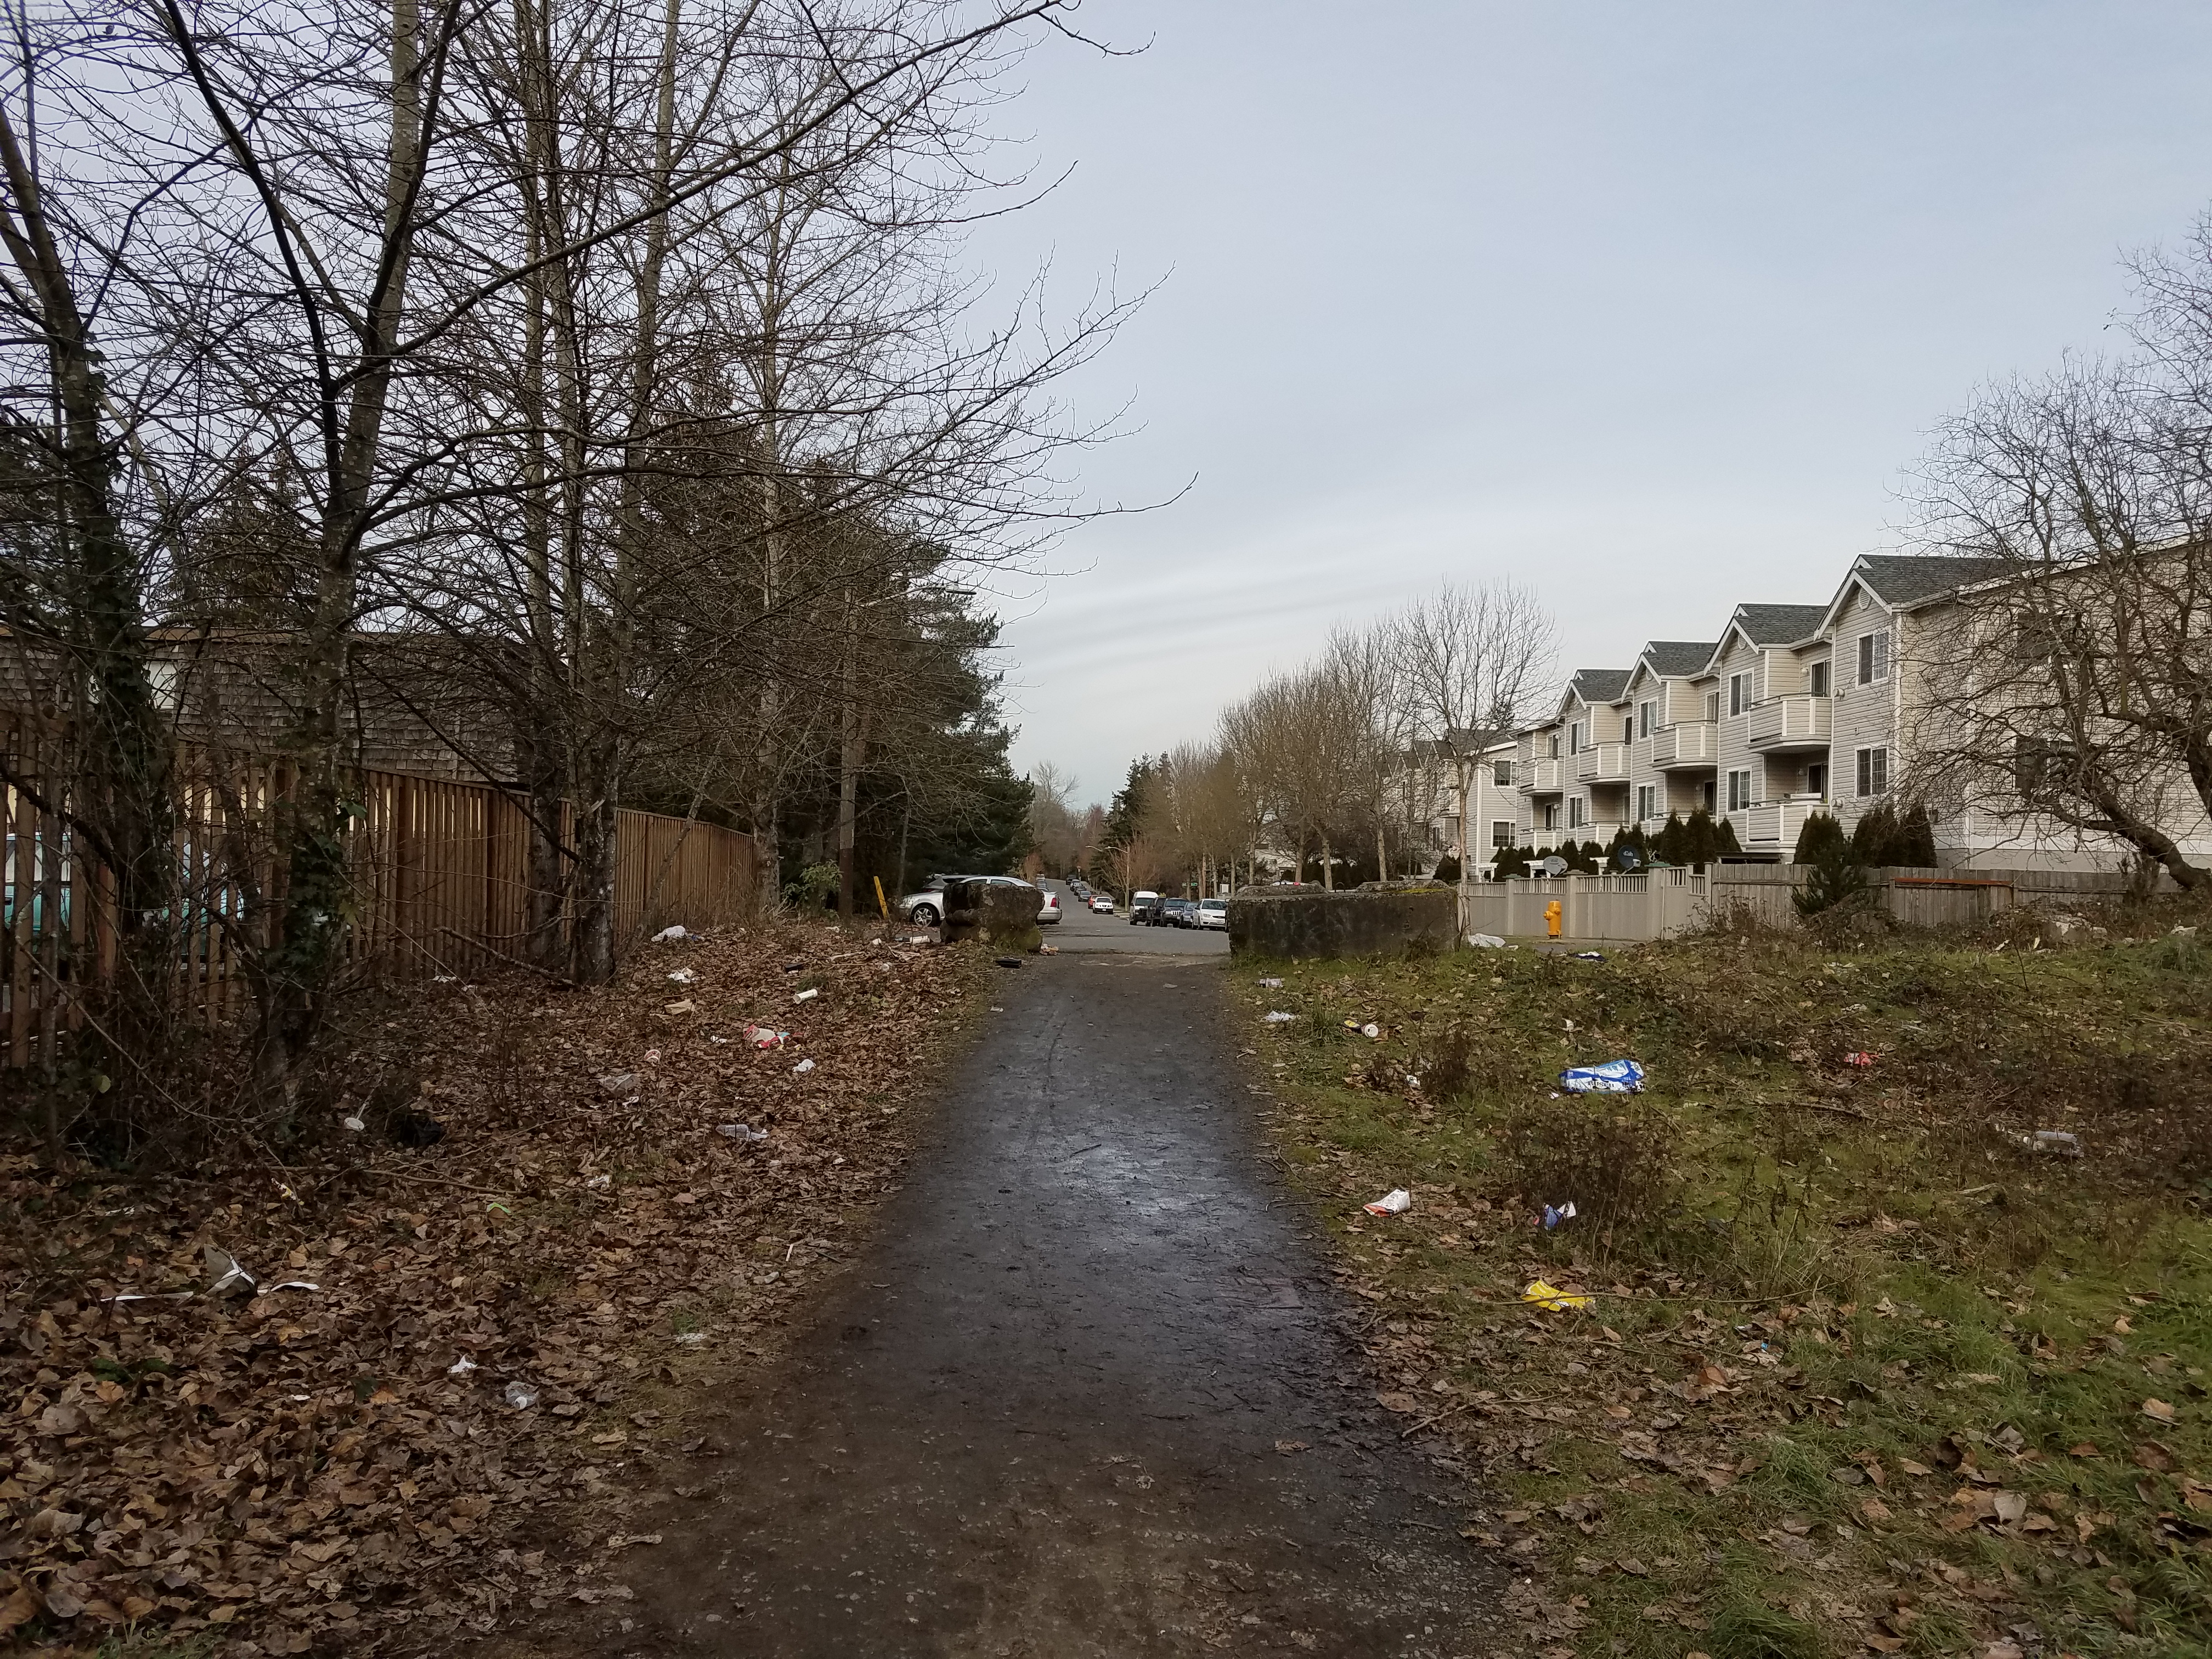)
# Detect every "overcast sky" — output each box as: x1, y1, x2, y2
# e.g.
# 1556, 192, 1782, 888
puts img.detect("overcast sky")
968, 1, 2212, 809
